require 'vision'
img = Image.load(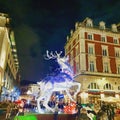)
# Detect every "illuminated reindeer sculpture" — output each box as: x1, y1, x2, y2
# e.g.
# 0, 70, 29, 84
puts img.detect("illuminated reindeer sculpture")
37, 50, 81, 112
